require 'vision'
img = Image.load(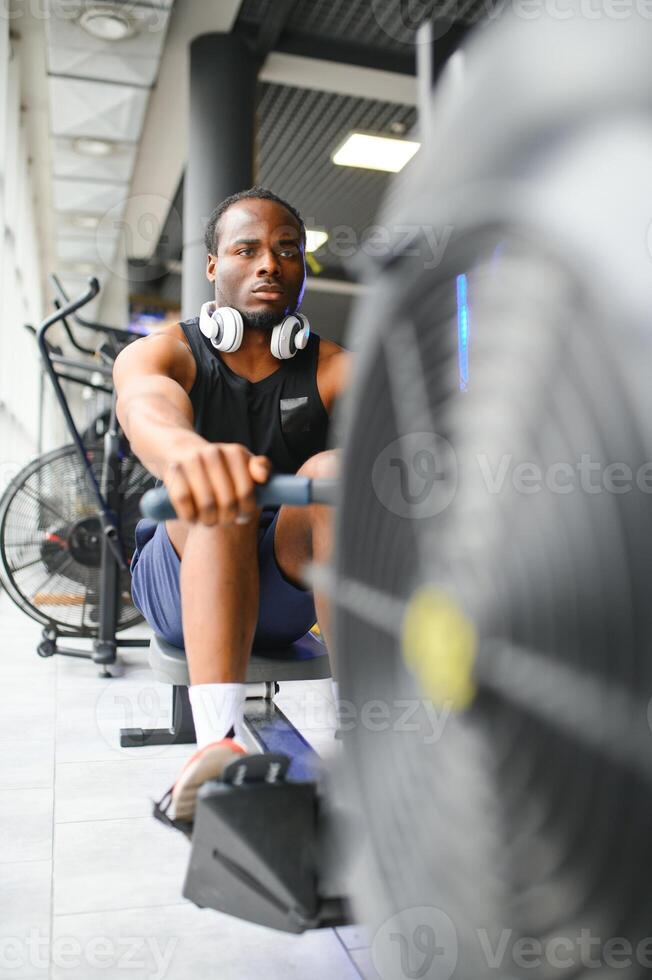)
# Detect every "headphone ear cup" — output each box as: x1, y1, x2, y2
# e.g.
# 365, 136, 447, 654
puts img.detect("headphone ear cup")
199, 301, 219, 343
294, 313, 310, 351
270, 314, 311, 359
199, 303, 243, 352
216, 307, 244, 352
269, 321, 285, 360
